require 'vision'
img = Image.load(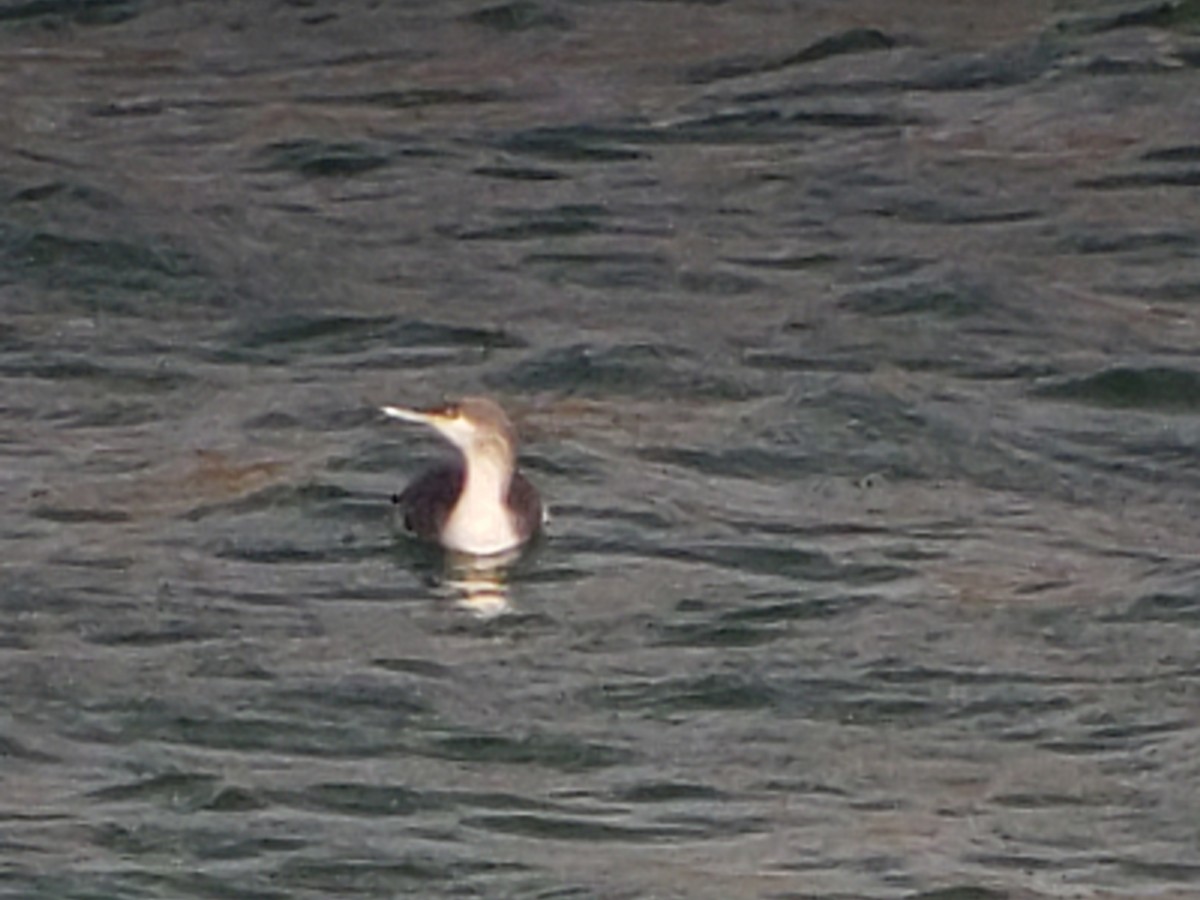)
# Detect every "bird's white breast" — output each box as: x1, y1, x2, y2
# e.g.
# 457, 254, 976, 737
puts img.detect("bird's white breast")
440, 458, 521, 555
